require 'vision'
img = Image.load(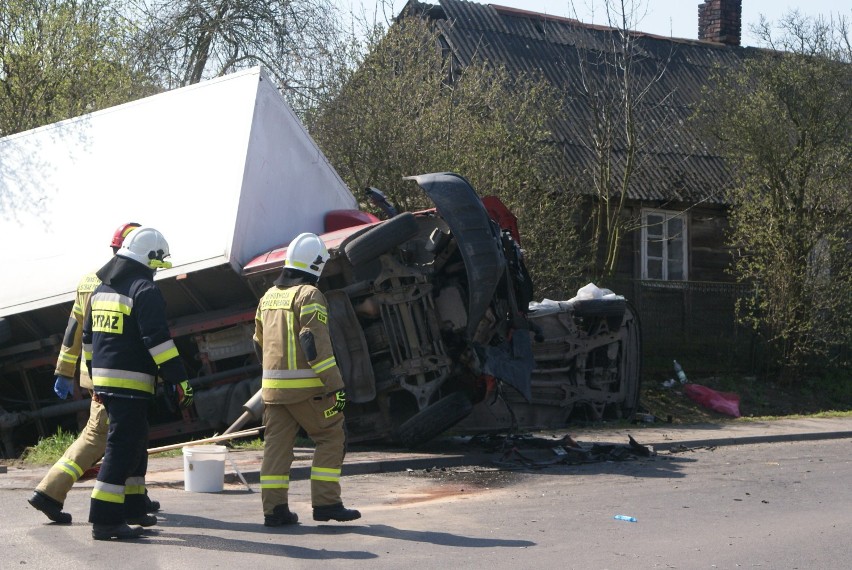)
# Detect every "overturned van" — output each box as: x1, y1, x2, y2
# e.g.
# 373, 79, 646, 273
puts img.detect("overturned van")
243, 172, 642, 447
